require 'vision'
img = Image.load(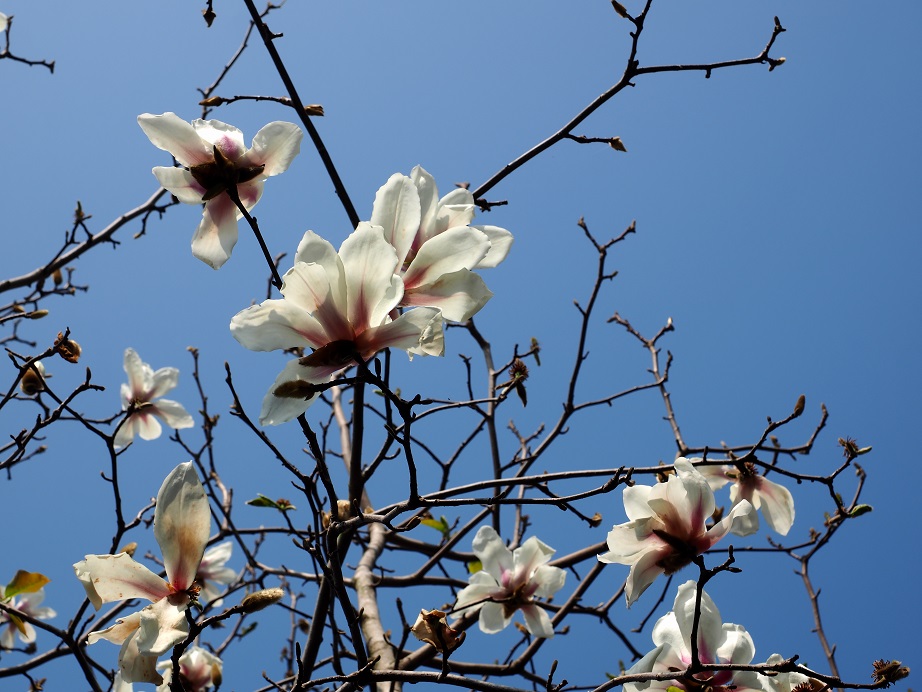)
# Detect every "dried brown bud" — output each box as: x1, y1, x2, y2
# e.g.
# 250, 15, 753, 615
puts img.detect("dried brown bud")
199, 96, 225, 107
202, 7, 216, 27
52, 268, 63, 286
411, 609, 465, 655
240, 587, 284, 613
588, 512, 603, 528
872, 660, 910, 686
610, 0, 630, 18
210, 663, 223, 688
792, 394, 805, 418
118, 542, 138, 557
303, 104, 325, 116
54, 332, 82, 363
334, 499, 354, 521
20, 362, 46, 396
609, 136, 628, 152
